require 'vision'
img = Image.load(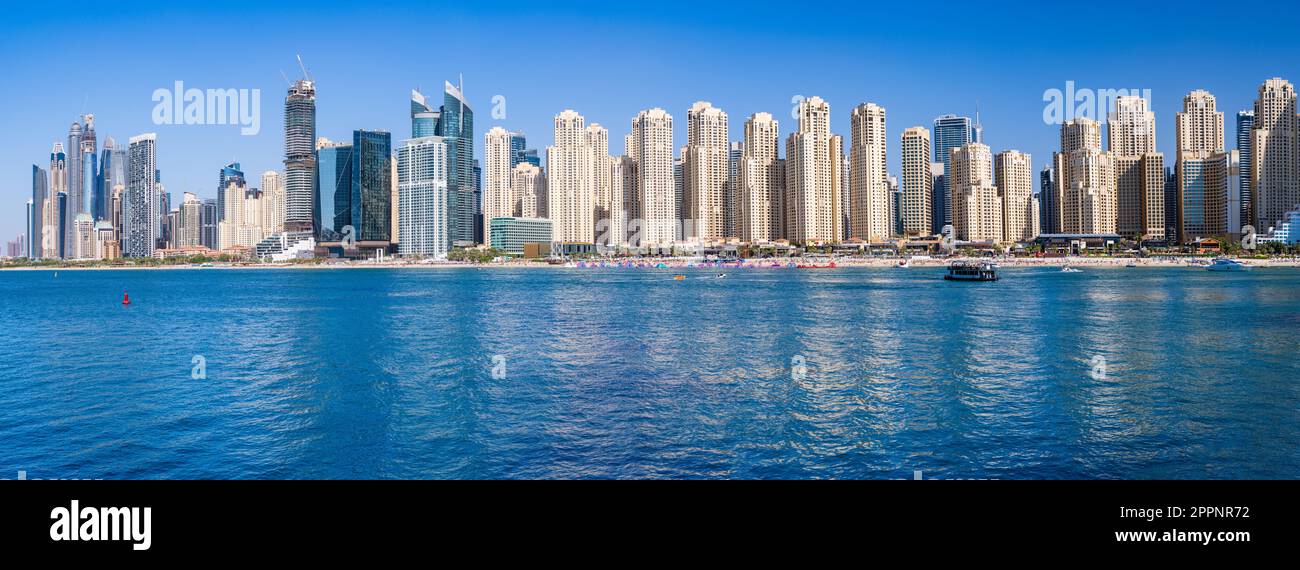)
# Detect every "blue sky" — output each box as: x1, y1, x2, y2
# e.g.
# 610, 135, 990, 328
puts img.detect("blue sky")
3, 0, 1299, 241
